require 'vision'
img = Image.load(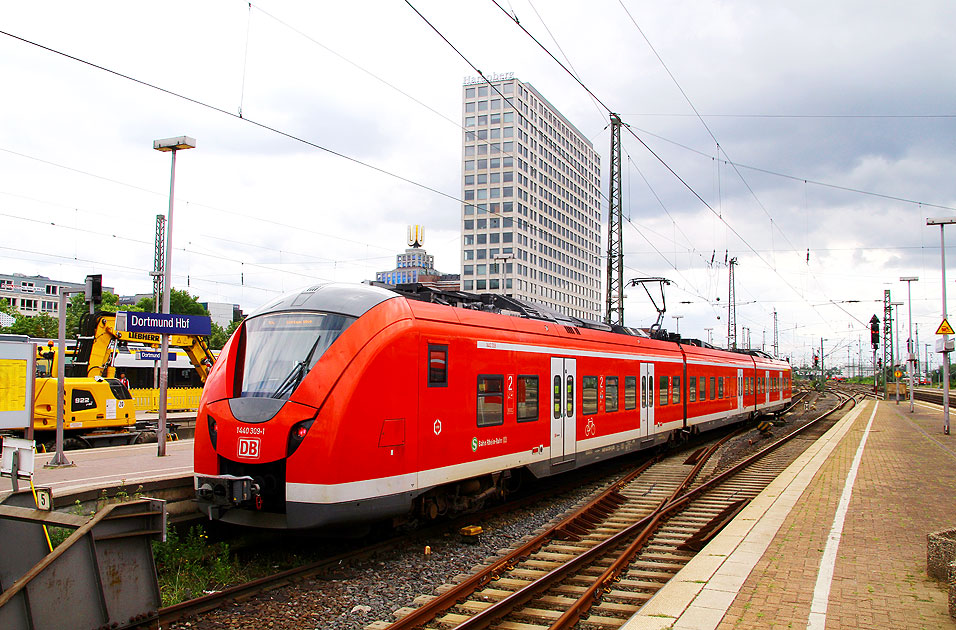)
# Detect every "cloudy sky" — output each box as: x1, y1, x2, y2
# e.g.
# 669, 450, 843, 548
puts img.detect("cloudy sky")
2, 1, 955, 370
